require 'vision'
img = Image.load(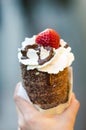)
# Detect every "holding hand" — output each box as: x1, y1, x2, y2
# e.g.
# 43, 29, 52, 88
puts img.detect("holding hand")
14, 83, 80, 130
